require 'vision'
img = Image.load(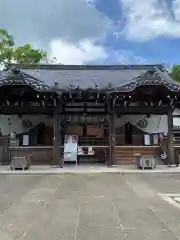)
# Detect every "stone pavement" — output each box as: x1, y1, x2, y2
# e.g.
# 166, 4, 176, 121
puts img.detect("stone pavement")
0, 174, 179, 239
0, 164, 180, 175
